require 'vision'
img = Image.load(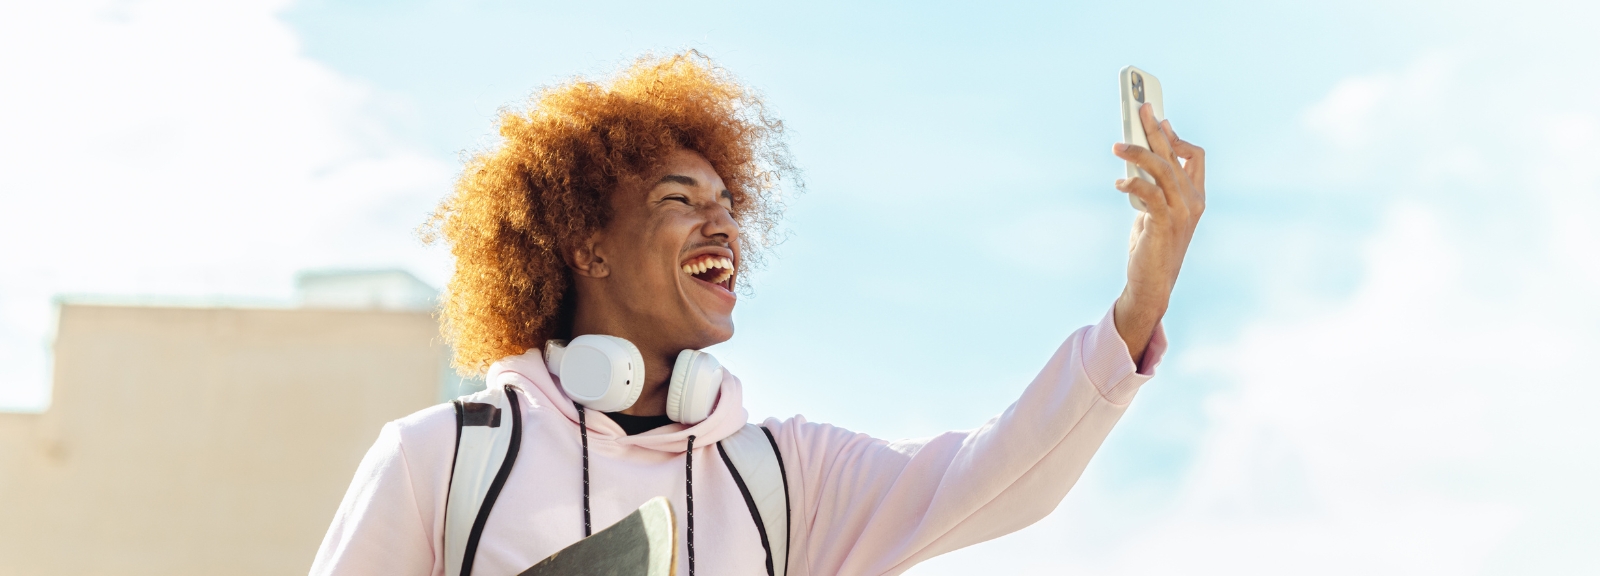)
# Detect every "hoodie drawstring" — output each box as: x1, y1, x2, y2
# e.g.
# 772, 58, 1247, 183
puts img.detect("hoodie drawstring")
576, 408, 697, 575
575, 401, 592, 537
686, 435, 697, 576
